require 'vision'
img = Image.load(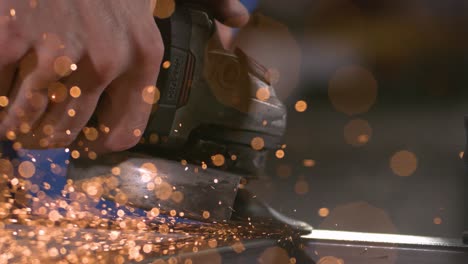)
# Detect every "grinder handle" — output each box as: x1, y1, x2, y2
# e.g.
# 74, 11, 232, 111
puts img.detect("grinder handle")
146, 5, 214, 140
